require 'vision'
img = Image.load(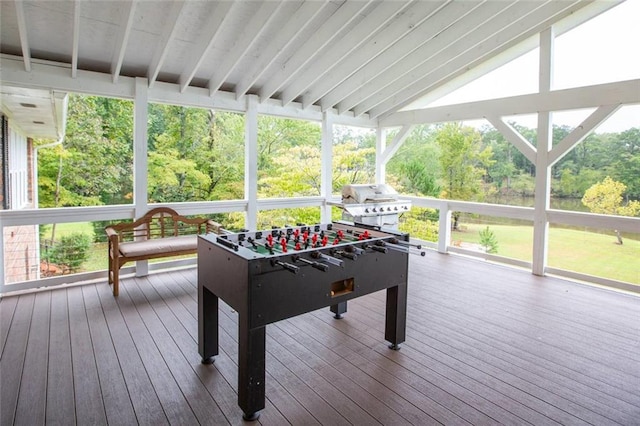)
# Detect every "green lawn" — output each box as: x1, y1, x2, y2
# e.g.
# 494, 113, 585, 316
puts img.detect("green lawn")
453, 224, 639, 285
